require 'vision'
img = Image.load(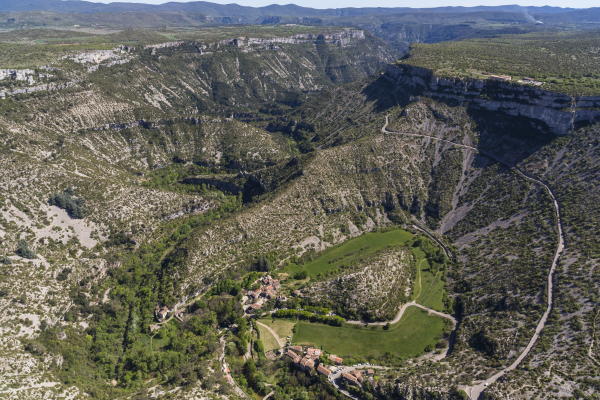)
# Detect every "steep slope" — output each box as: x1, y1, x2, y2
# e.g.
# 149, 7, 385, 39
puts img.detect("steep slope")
259, 54, 600, 397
